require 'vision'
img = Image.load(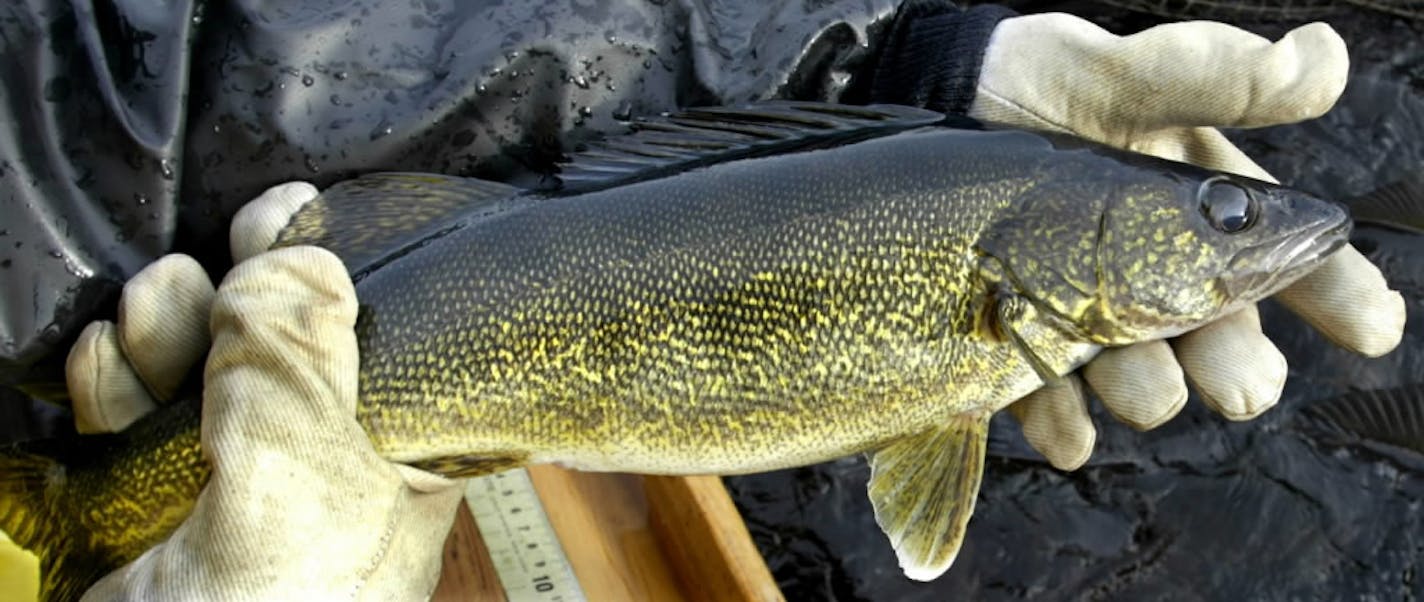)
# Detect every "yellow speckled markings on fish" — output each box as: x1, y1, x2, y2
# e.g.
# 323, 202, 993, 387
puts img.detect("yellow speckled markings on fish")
0, 102, 1351, 599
